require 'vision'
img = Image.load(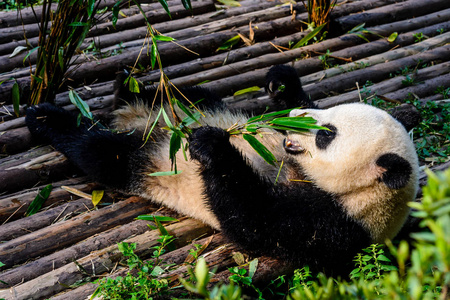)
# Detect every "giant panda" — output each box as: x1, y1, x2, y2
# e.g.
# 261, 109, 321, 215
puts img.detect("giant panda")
25, 65, 419, 274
